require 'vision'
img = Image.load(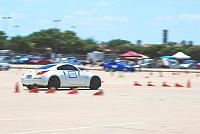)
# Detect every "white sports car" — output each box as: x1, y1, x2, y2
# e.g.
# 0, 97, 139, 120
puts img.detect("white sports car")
21, 63, 101, 90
